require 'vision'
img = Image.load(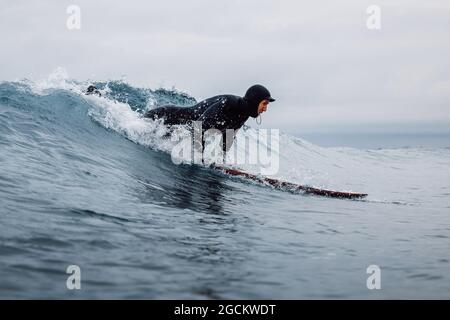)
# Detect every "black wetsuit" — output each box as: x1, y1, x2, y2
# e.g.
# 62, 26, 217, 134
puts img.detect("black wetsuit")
144, 94, 259, 151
